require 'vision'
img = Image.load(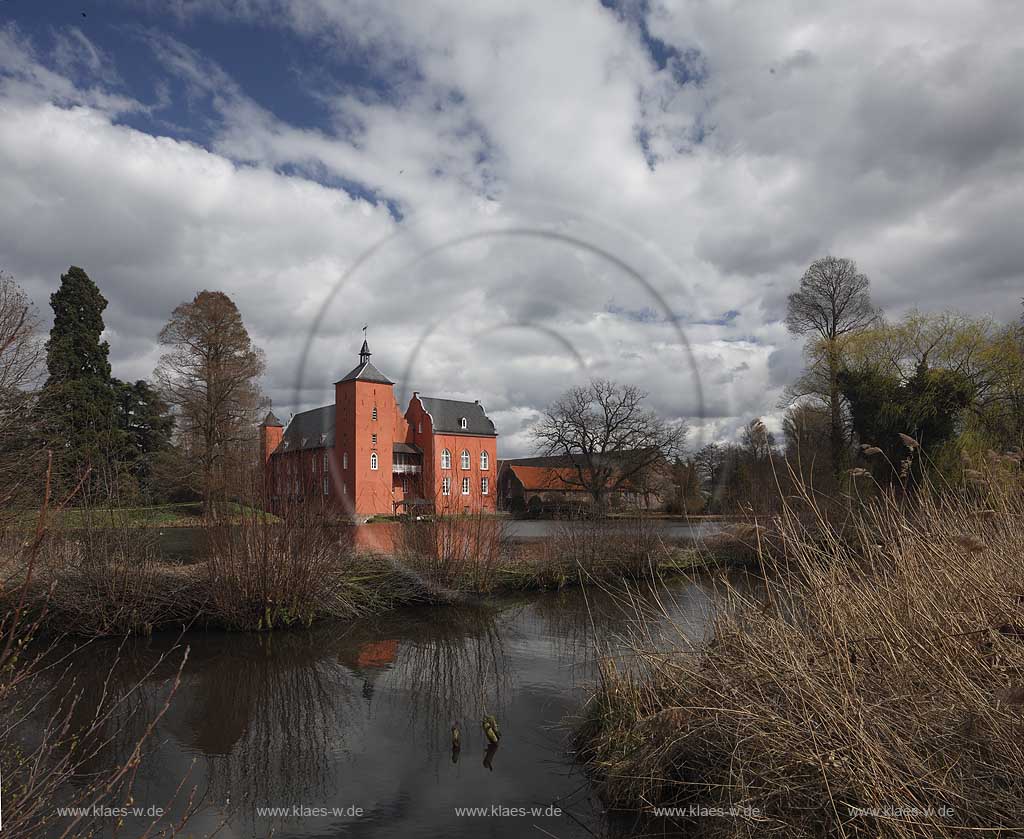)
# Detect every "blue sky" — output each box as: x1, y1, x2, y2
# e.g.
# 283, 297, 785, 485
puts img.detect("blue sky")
1, 1, 1022, 456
